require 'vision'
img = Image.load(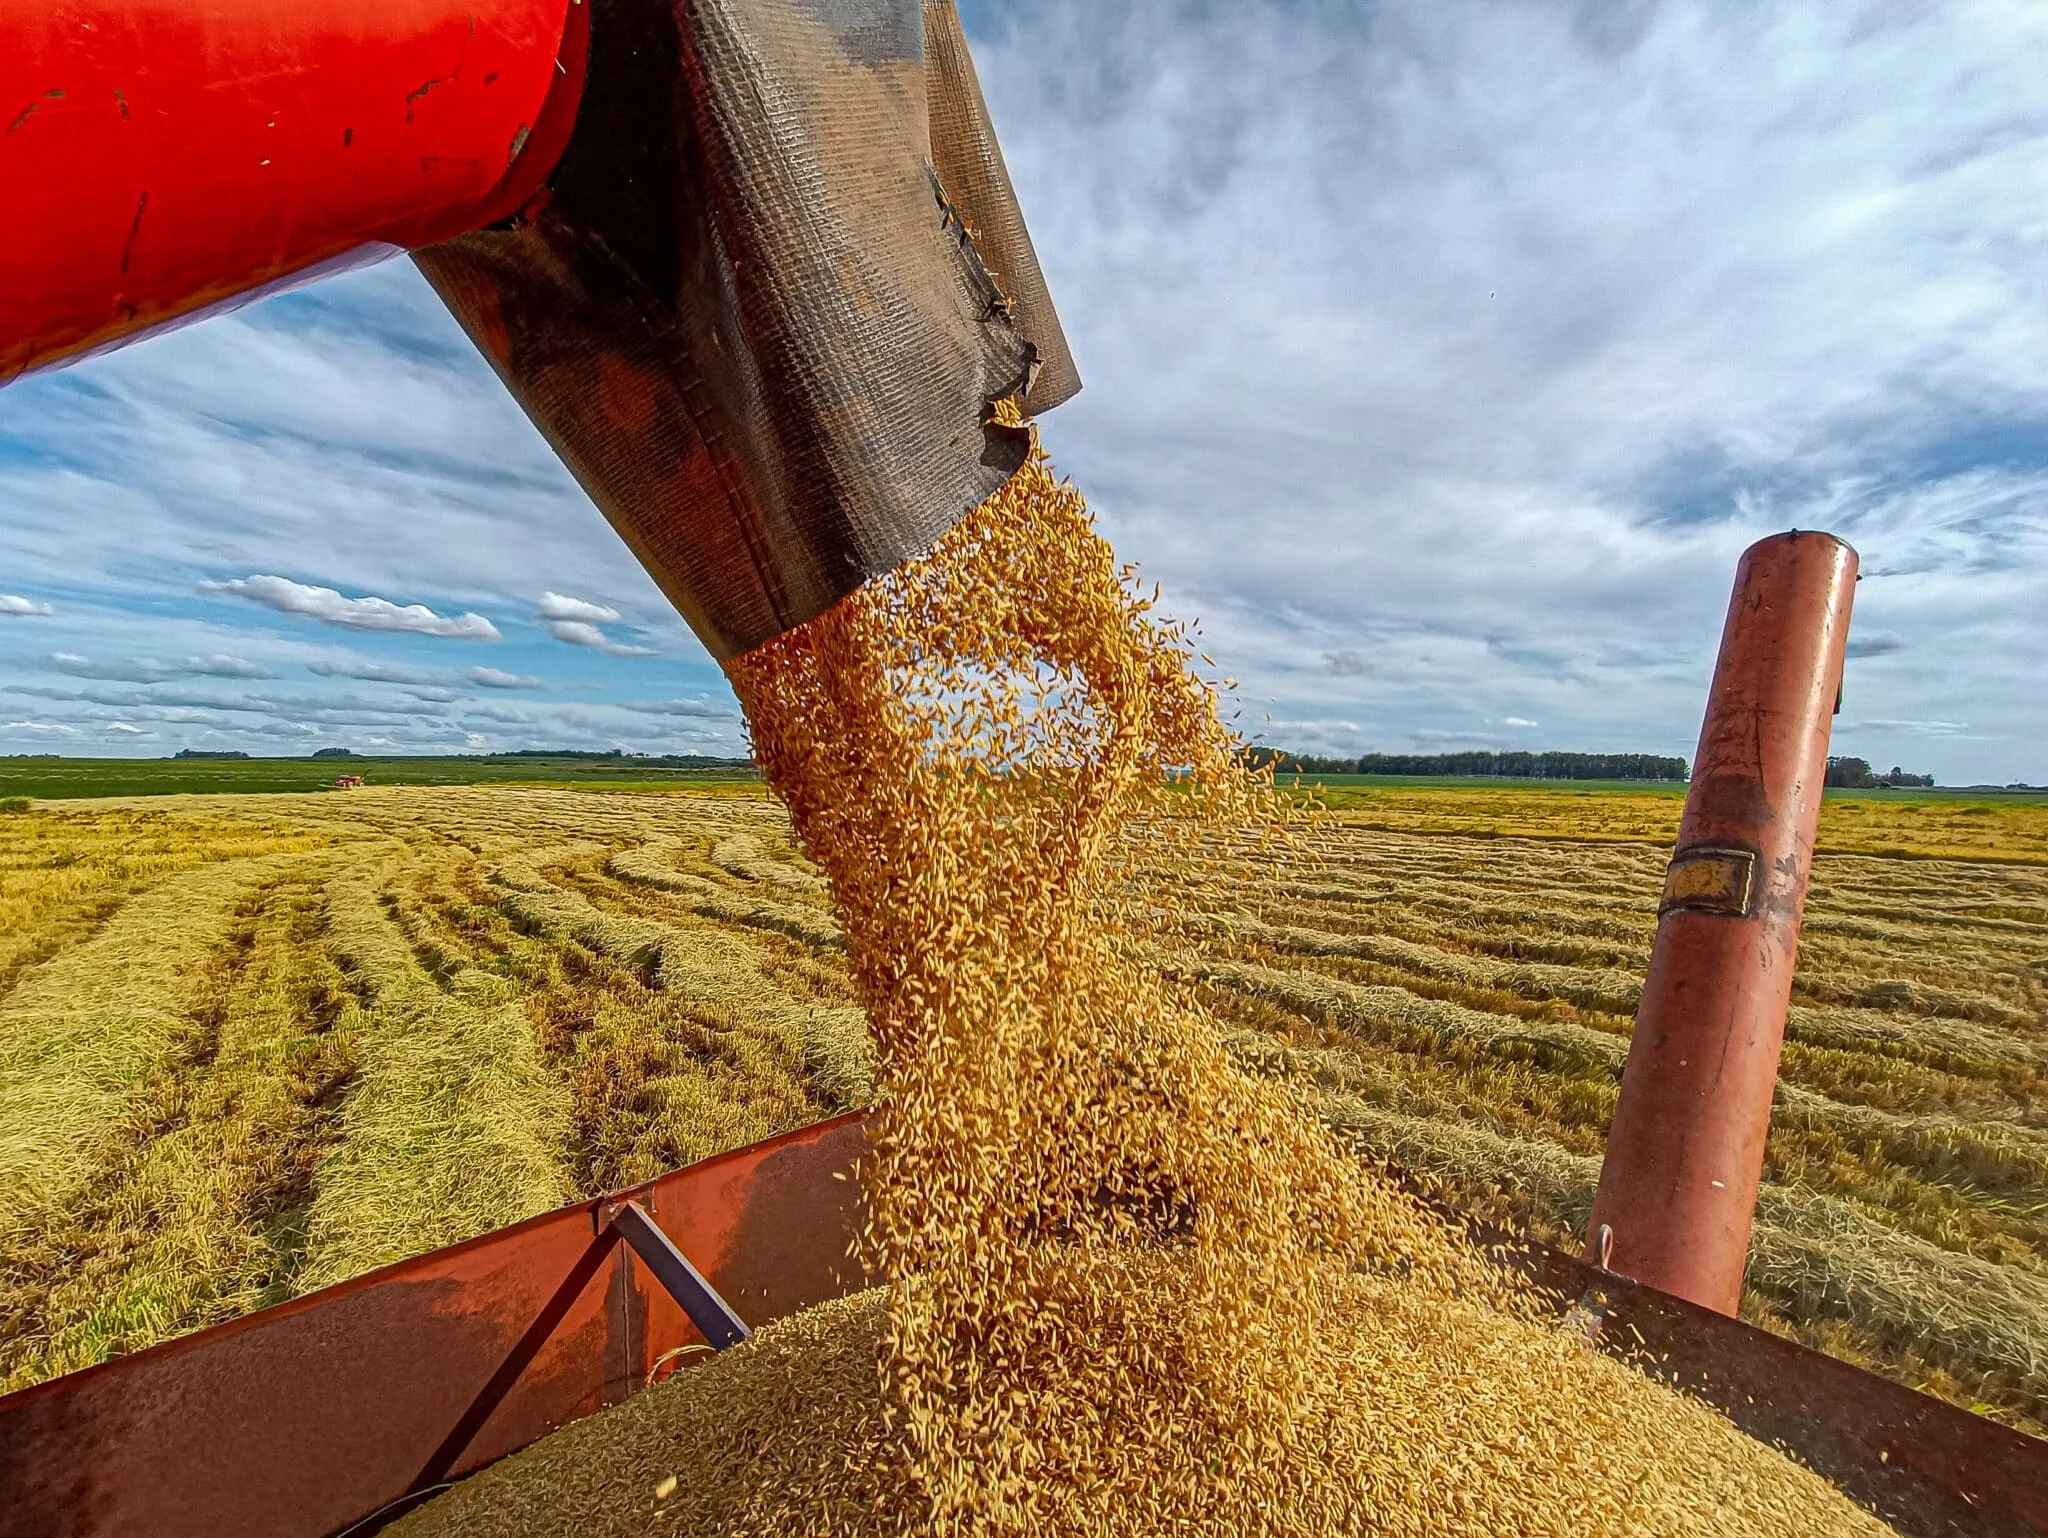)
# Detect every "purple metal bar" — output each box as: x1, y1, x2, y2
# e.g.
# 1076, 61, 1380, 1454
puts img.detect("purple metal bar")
606, 1199, 750, 1351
